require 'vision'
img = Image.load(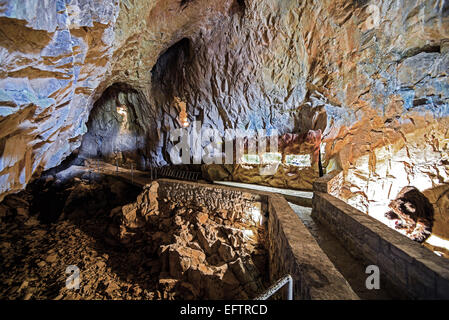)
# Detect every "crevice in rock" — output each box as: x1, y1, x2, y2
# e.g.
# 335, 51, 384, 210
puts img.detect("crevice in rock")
401, 44, 441, 61
230, 0, 246, 16
0, 17, 53, 54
